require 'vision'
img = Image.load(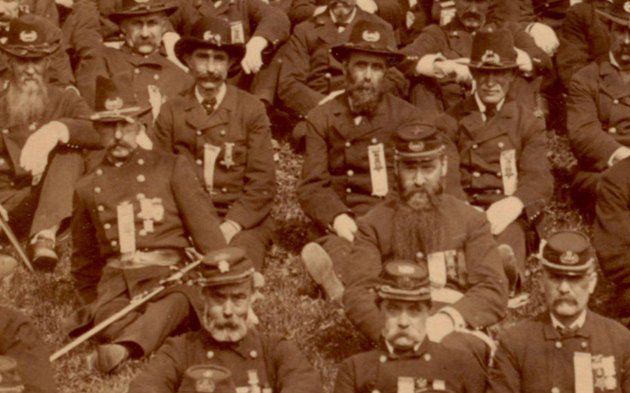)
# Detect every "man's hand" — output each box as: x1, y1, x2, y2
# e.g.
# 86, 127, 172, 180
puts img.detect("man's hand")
220, 220, 242, 244
486, 196, 524, 235
20, 121, 68, 179
356, 0, 378, 13
318, 89, 344, 106
241, 36, 268, 75
609, 146, 630, 167
515, 47, 533, 73
332, 213, 357, 242
434, 59, 472, 83
526, 22, 559, 56
426, 313, 455, 343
